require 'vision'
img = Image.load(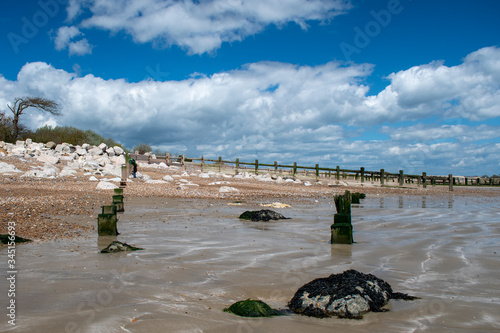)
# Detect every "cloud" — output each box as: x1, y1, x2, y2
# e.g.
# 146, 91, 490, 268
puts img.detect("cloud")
61, 0, 352, 54
2, 46, 500, 175
54, 26, 93, 56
